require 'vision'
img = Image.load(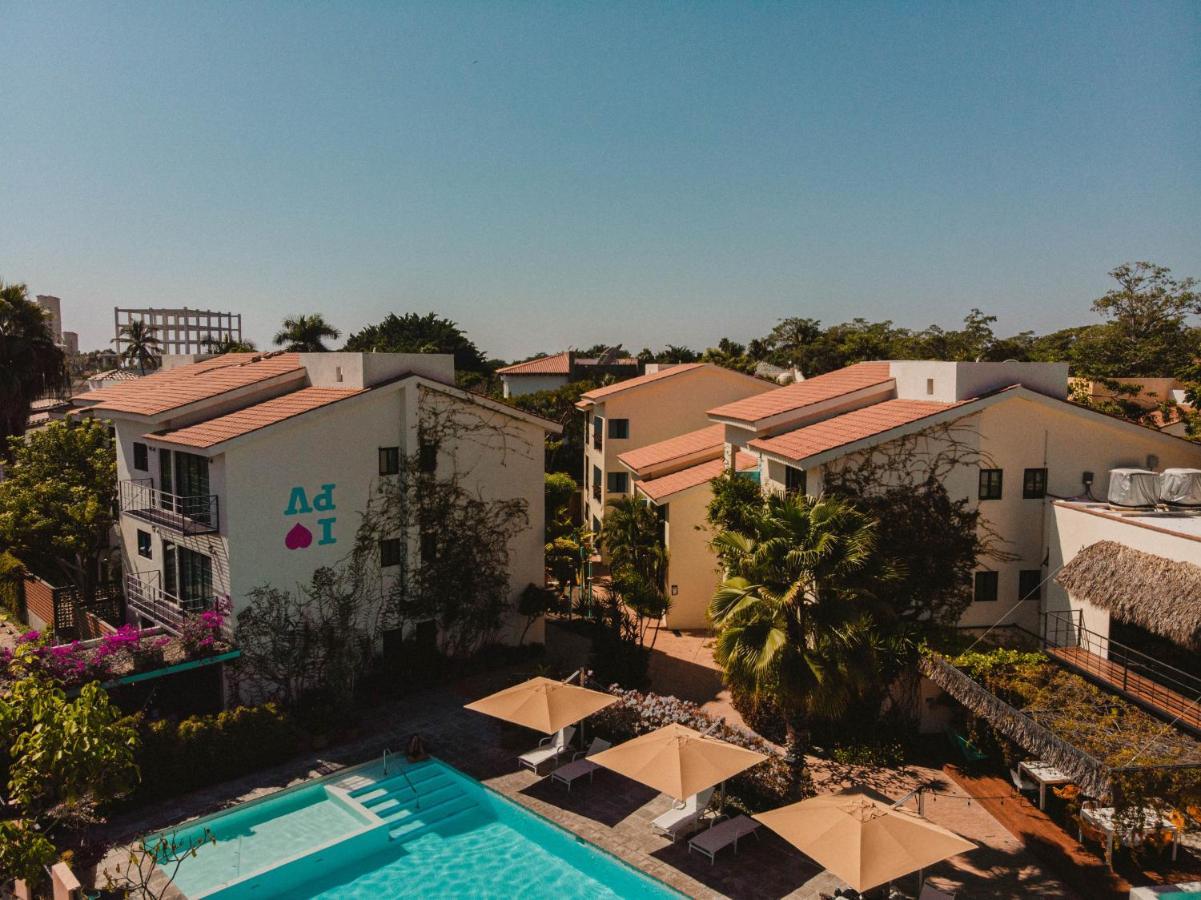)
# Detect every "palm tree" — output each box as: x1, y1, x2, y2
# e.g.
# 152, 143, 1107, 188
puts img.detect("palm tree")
113, 320, 161, 374
202, 335, 258, 354
600, 496, 669, 646
273, 314, 340, 352
0, 281, 65, 447
708, 492, 887, 780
